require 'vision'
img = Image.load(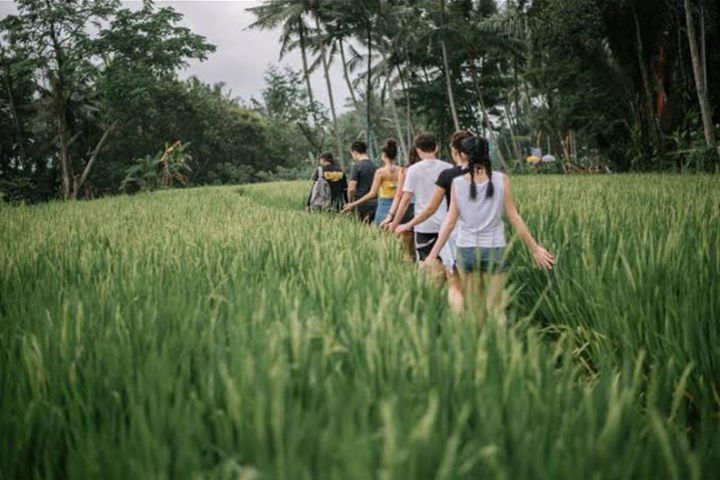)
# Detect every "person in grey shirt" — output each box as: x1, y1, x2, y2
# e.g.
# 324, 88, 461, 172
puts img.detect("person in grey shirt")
424, 135, 554, 325
347, 141, 378, 223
